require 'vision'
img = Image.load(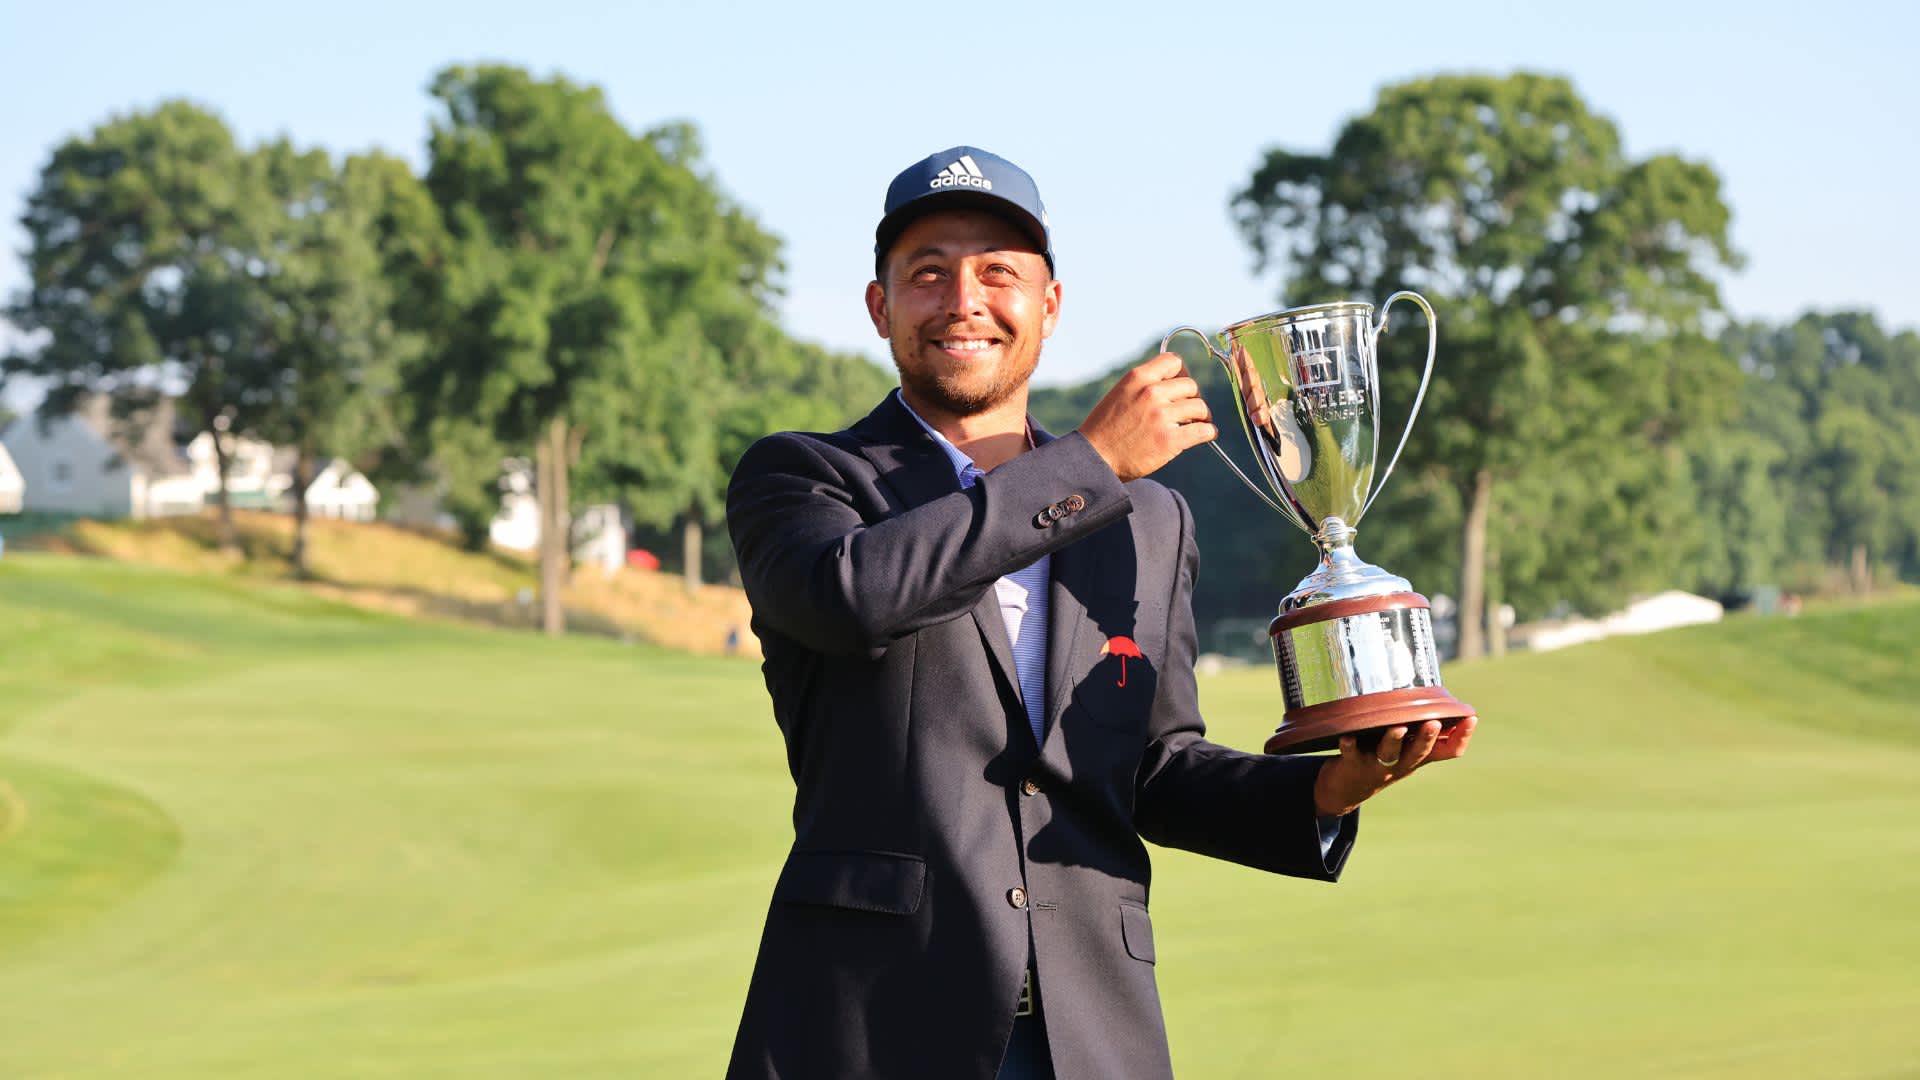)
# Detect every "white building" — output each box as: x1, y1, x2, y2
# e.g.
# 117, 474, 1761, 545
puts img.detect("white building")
487, 459, 626, 566
1, 397, 379, 522
489, 461, 541, 551
1517, 590, 1725, 653
0, 396, 204, 518
0, 442, 22, 514
179, 435, 377, 521
297, 457, 380, 521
